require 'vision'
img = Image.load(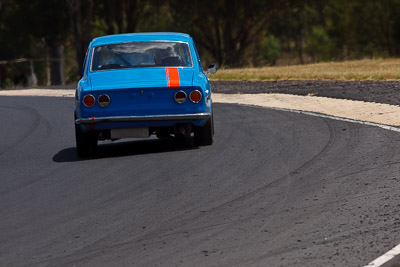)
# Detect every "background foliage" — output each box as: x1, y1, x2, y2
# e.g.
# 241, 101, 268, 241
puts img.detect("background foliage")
1, 0, 400, 85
